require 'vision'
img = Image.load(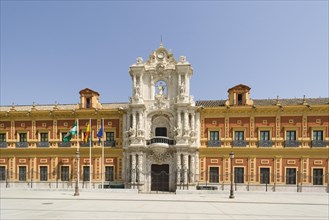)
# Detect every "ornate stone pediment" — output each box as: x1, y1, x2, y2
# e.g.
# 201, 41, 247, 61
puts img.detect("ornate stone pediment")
148, 148, 173, 164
